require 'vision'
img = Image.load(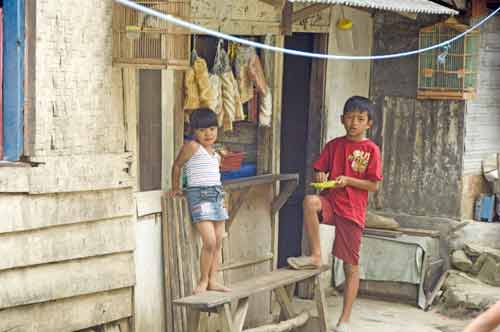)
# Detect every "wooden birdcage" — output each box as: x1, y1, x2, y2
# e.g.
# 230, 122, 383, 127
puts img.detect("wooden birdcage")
112, 1, 191, 69
417, 18, 480, 100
